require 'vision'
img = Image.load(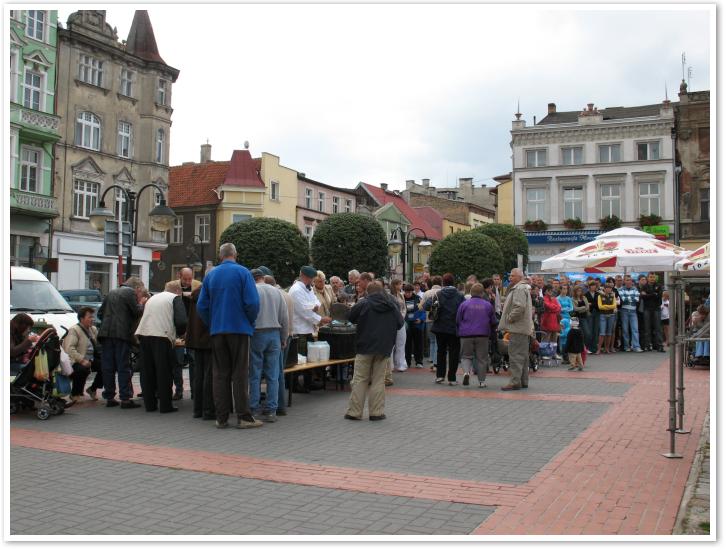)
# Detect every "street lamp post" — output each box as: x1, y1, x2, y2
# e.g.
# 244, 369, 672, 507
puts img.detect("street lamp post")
89, 183, 176, 282
387, 226, 432, 283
